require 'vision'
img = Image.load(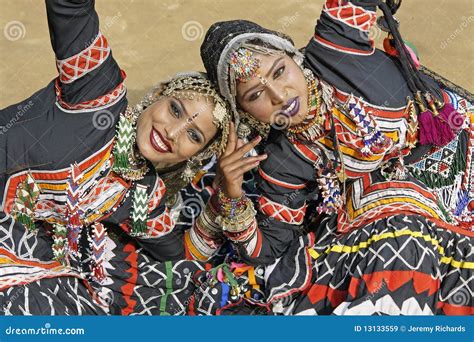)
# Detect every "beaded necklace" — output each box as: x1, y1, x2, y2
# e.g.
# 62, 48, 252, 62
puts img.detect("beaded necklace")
50, 107, 152, 283
112, 106, 154, 238
287, 69, 324, 141
287, 69, 344, 215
